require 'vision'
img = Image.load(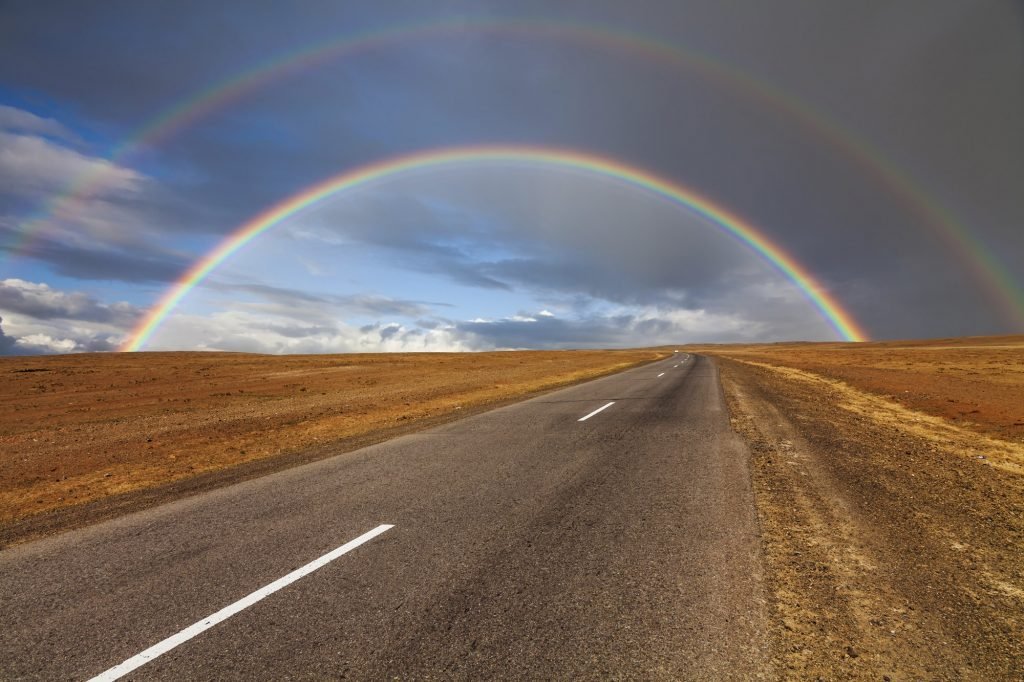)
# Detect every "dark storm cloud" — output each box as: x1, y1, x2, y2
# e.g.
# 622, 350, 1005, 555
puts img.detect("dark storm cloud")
298, 178, 739, 307
59, 334, 120, 353
379, 323, 402, 341
0, 316, 18, 355
299, 194, 514, 291
447, 308, 758, 350
0, 279, 138, 355
0, 313, 120, 356
205, 282, 450, 317
481, 257, 701, 309
303, 172, 778, 311
390, 247, 512, 291
0, 279, 141, 326
358, 322, 403, 341
455, 315, 636, 349
7, 237, 189, 284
